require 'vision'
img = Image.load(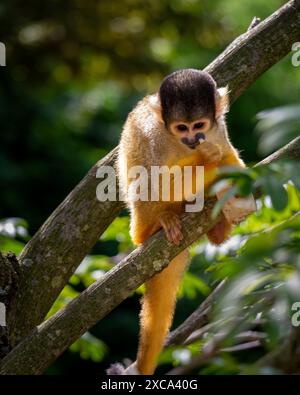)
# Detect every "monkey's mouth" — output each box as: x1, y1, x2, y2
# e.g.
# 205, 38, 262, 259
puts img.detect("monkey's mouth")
187, 141, 200, 149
